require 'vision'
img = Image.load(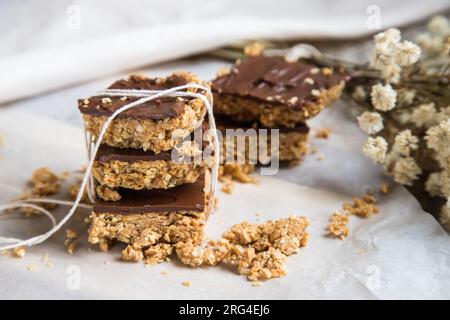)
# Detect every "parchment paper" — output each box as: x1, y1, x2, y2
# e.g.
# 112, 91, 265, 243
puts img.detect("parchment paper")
0, 100, 449, 299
